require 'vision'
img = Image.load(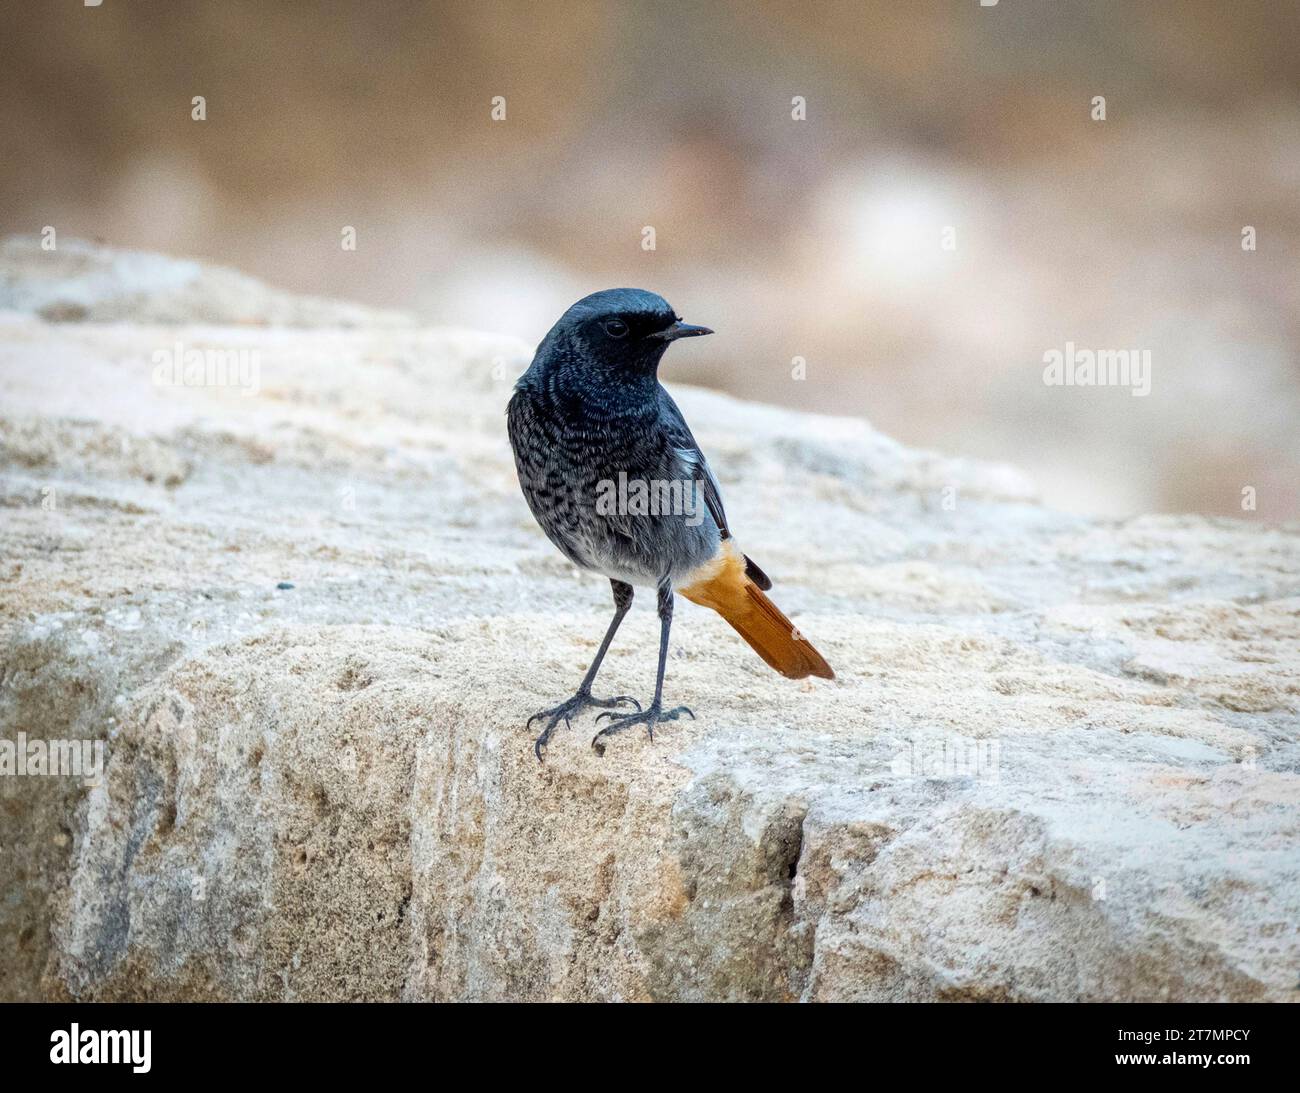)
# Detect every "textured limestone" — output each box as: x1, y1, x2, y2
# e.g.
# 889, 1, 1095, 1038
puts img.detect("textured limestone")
1, 241, 1297, 1001
0, 235, 413, 327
